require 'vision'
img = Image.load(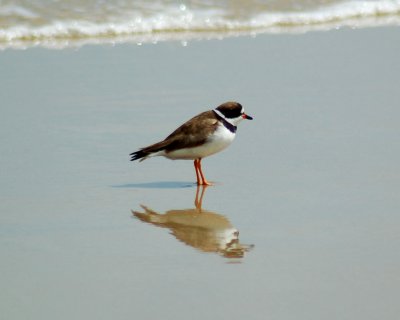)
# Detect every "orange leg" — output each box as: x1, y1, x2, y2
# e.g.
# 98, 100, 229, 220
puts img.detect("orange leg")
197, 158, 212, 186
193, 159, 201, 185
